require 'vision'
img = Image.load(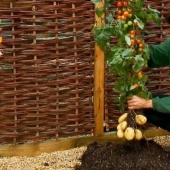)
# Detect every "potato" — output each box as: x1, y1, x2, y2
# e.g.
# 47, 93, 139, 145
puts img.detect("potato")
124, 127, 135, 140
117, 129, 124, 138
135, 129, 143, 140
118, 112, 128, 123
135, 115, 147, 125
117, 123, 121, 130
120, 121, 127, 131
